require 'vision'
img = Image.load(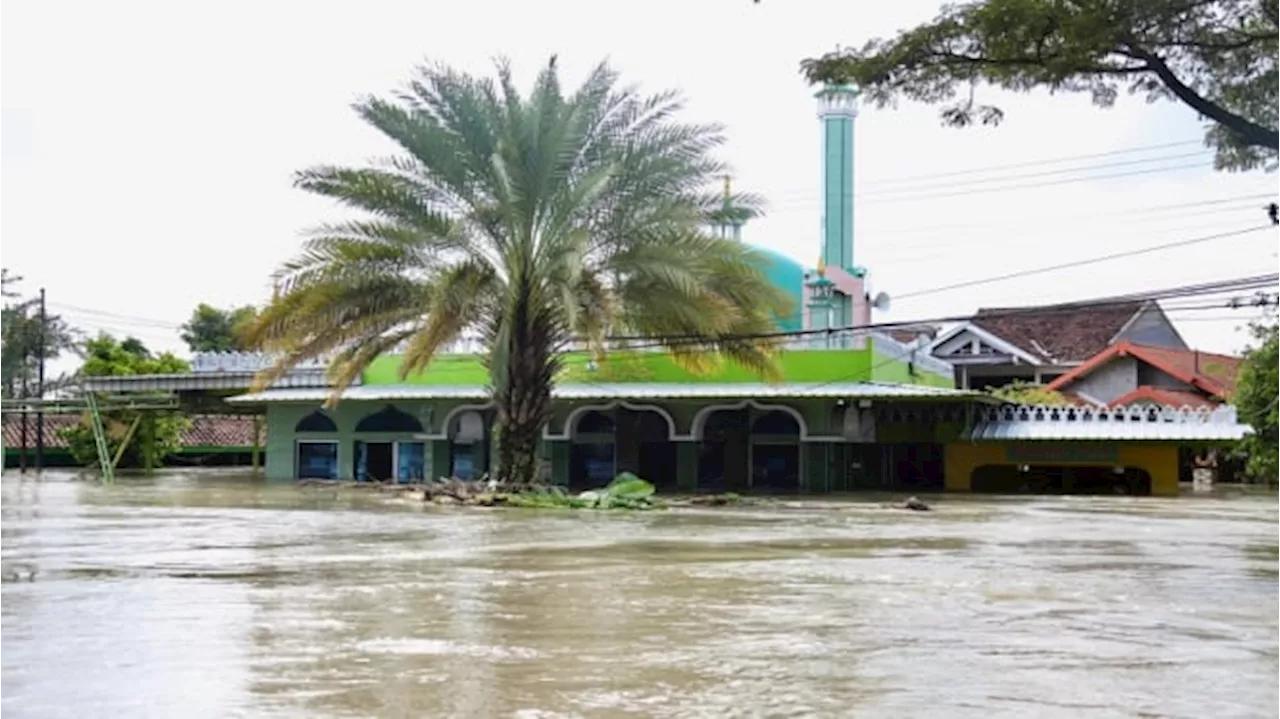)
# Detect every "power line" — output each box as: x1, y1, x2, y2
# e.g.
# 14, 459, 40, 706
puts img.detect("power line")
856, 150, 1212, 197
780, 161, 1215, 207
600, 273, 1278, 346
761, 140, 1211, 204
857, 195, 1273, 247
845, 139, 1206, 185
893, 225, 1274, 301
42, 221, 1278, 353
